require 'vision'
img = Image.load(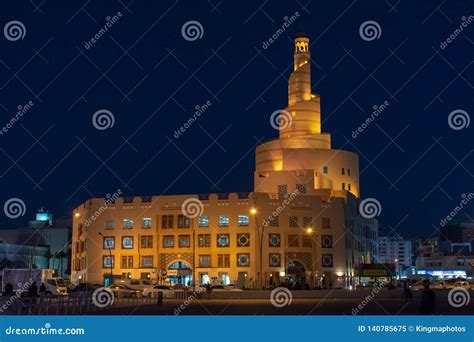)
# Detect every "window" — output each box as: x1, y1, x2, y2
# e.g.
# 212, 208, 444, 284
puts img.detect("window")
288, 235, 299, 247
289, 216, 299, 227
105, 219, 115, 230
238, 215, 249, 226
198, 234, 211, 247
123, 219, 133, 229
269, 233, 281, 247
122, 236, 134, 249
103, 237, 115, 249
217, 254, 230, 267
341, 168, 345, 175
348, 168, 351, 176
162, 215, 174, 229
237, 233, 250, 247
217, 234, 230, 247
179, 235, 190, 247
140, 235, 153, 249
199, 216, 209, 227
141, 256, 153, 268
121, 256, 133, 269
142, 218, 152, 229
342, 183, 345, 190
269, 253, 281, 267
278, 184, 288, 195
103, 255, 114, 268
321, 235, 333, 248
177, 215, 190, 228
348, 183, 351, 191
163, 235, 174, 248
199, 255, 211, 267
322, 217, 331, 229
296, 184, 306, 194
303, 216, 312, 228
237, 253, 250, 267
78, 224, 83, 235
218, 216, 229, 227
302, 236, 312, 247
323, 166, 328, 174
268, 216, 279, 227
